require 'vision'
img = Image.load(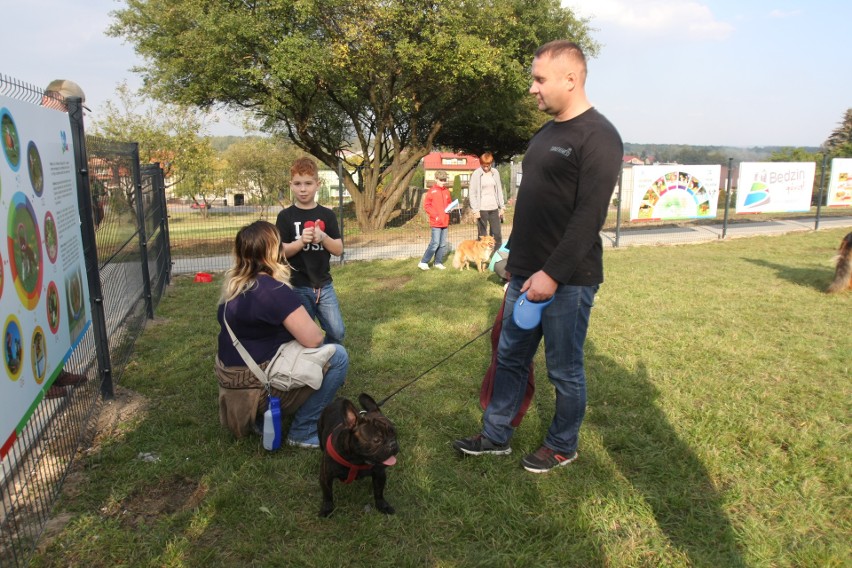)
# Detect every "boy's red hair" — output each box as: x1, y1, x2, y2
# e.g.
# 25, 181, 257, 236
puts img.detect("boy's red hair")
290, 156, 319, 179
